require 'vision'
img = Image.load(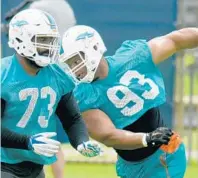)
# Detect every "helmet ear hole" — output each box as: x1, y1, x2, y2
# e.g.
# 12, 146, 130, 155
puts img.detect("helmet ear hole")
93, 45, 98, 51
31, 36, 36, 42
16, 38, 22, 43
